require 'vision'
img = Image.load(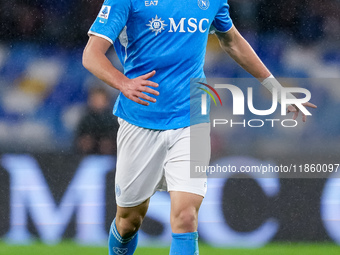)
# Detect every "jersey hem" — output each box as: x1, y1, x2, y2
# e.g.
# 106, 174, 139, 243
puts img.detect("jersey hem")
115, 114, 209, 130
